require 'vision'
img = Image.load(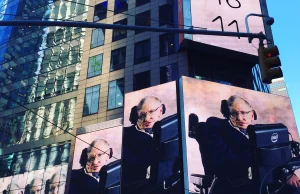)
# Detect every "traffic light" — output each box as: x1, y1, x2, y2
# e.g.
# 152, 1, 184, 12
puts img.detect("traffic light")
258, 44, 283, 84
